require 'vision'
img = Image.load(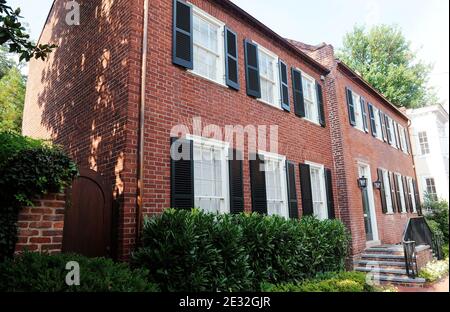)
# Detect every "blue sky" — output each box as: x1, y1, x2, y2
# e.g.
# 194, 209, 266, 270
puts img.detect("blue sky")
8, 0, 450, 107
